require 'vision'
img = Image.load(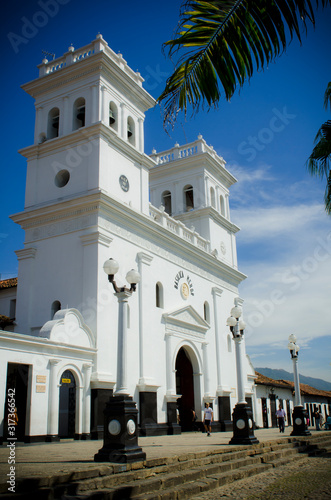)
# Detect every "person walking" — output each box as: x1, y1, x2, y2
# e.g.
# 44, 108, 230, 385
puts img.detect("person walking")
191, 408, 198, 432
276, 404, 286, 433
203, 403, 213, 436
314, 408, 321, 430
